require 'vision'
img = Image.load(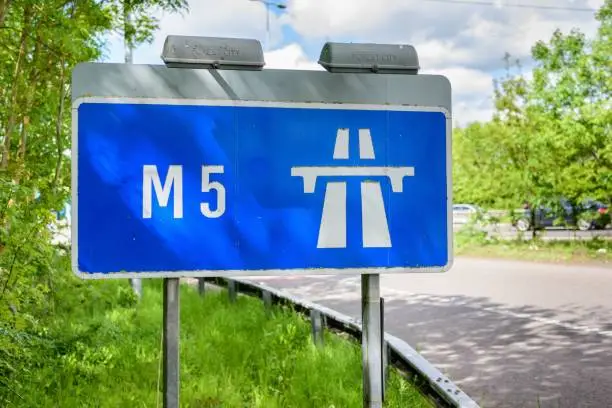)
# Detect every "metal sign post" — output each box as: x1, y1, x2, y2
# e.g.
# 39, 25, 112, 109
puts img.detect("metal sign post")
362, 274, 383, 407
381, 296, 387, 402
71, 35, 452, 408
163, 278, 180, 408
